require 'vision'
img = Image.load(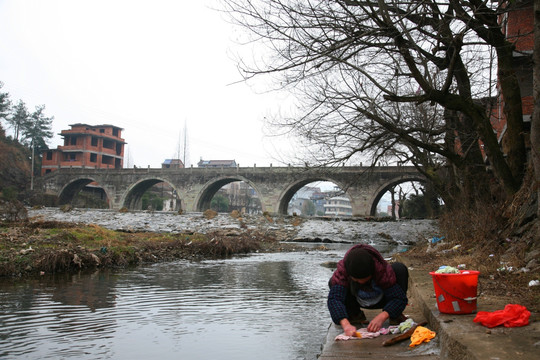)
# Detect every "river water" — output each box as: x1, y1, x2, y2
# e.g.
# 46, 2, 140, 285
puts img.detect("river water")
0, 210, 437, 360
